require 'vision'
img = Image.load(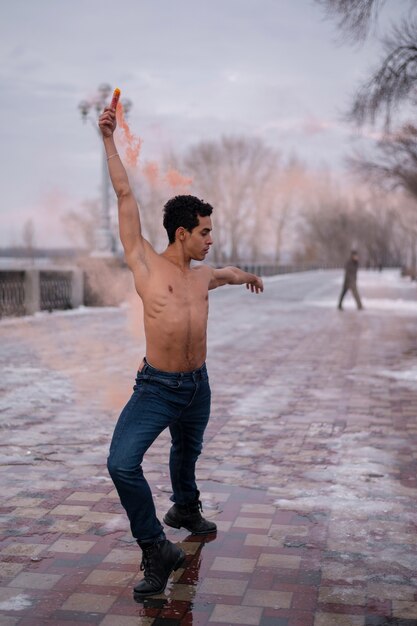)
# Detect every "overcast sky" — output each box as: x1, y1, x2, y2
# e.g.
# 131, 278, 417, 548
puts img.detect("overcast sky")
0, 0, 402, 246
